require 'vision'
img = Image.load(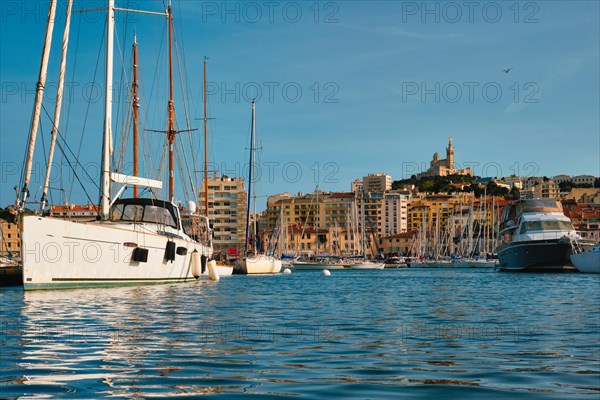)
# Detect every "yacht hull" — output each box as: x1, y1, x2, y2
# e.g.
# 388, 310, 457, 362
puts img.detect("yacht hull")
497, 239, 573, 272
21, 215, 212, 290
